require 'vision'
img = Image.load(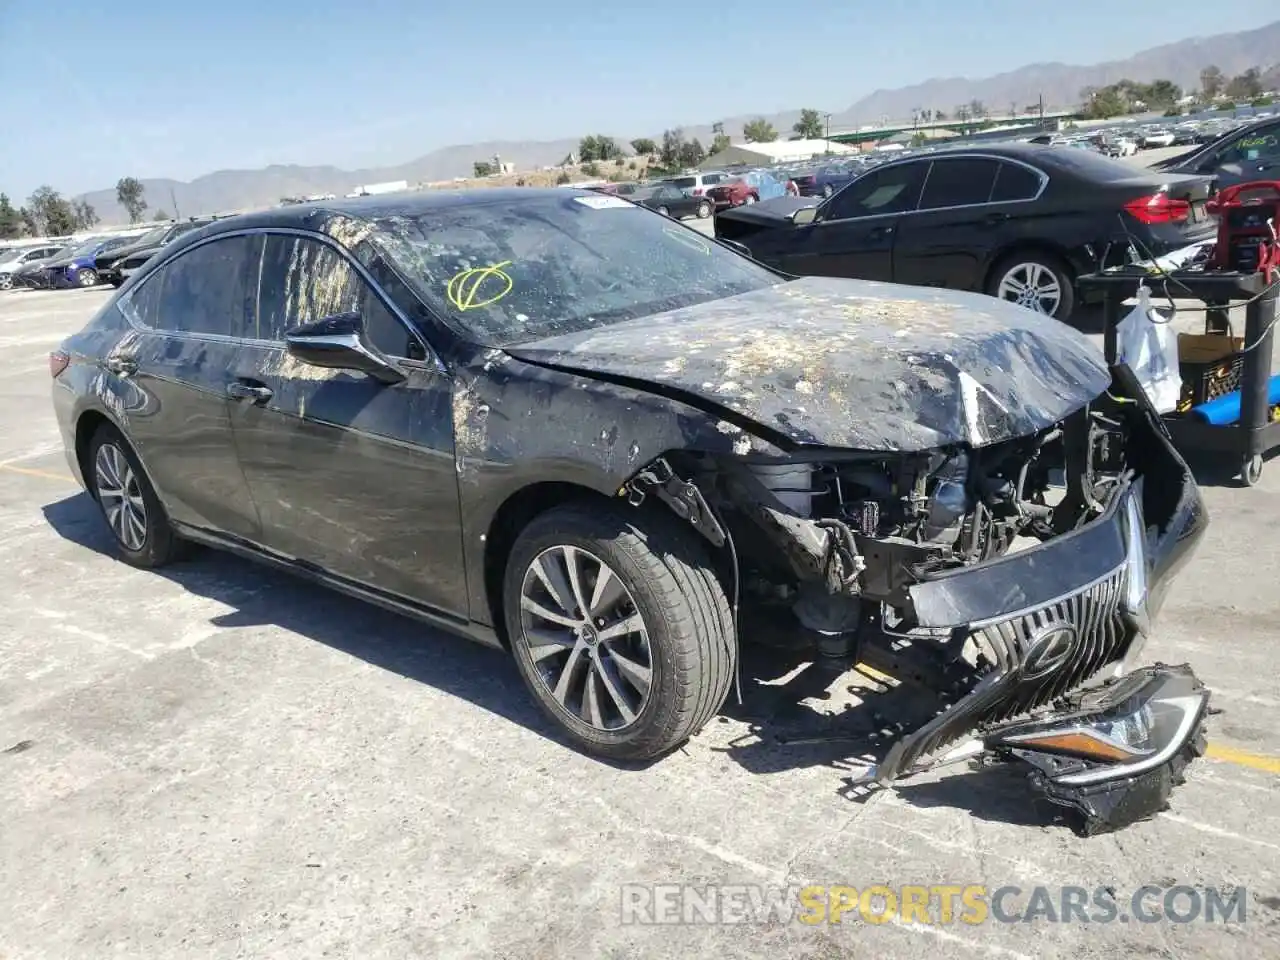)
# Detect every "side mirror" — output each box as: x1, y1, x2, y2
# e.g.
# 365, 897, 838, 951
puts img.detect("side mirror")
284, 311, 406, 385
790, 206, 819, 226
